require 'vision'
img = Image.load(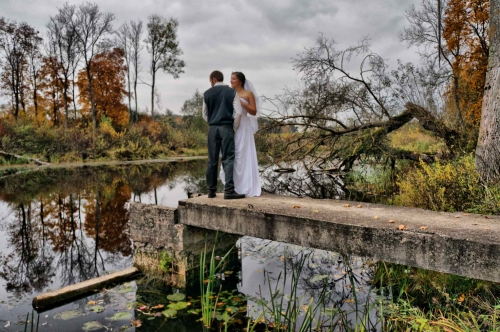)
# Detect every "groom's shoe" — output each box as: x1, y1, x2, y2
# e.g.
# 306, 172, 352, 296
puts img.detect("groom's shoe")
208, 191, 216, 198
224, 191, 245, 200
